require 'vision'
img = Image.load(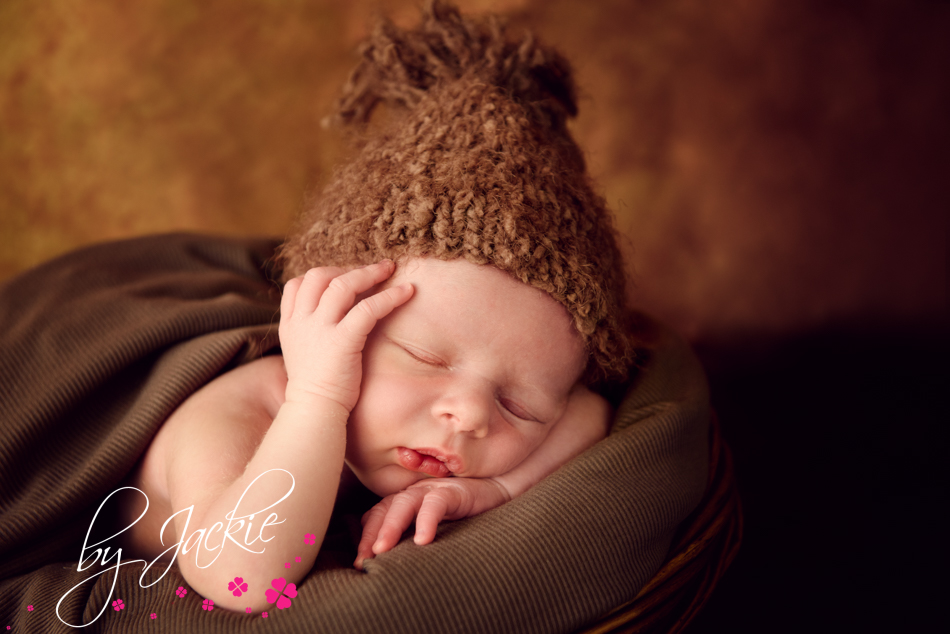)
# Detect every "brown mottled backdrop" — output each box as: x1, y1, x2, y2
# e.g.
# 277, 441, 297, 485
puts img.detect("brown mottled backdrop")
3, 0, 946, 340
1, 0, 947, 631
